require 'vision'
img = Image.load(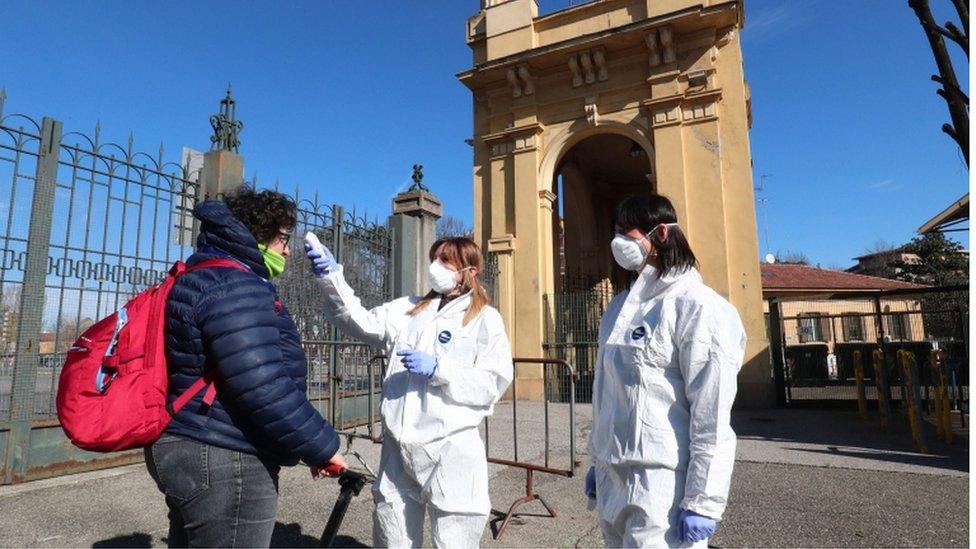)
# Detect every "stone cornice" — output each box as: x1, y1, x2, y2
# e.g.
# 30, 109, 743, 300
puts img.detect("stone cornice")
483, 123, 544, 158
642, 87, 723, 109
481, 123, 545, 145
457, 0, 741, 87
488, 234, 516, 253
